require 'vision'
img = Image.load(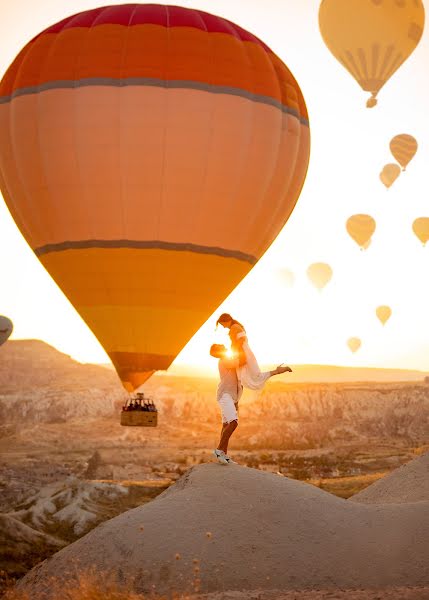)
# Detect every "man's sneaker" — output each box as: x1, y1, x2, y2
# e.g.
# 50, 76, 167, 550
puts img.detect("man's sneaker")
225, 455, 237, 464
213, 449, 229, 465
